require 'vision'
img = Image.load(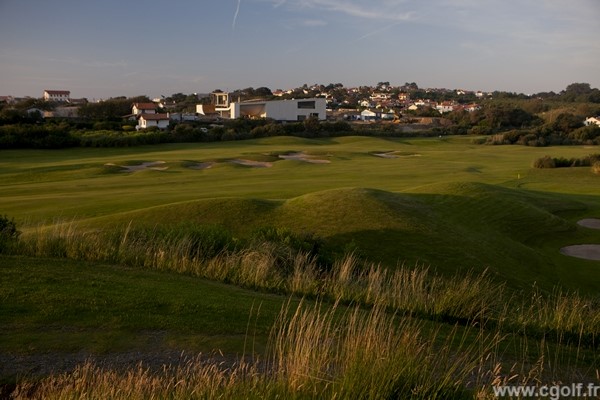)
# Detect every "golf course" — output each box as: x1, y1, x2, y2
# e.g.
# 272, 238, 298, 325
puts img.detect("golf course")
1, 135, 599, 398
